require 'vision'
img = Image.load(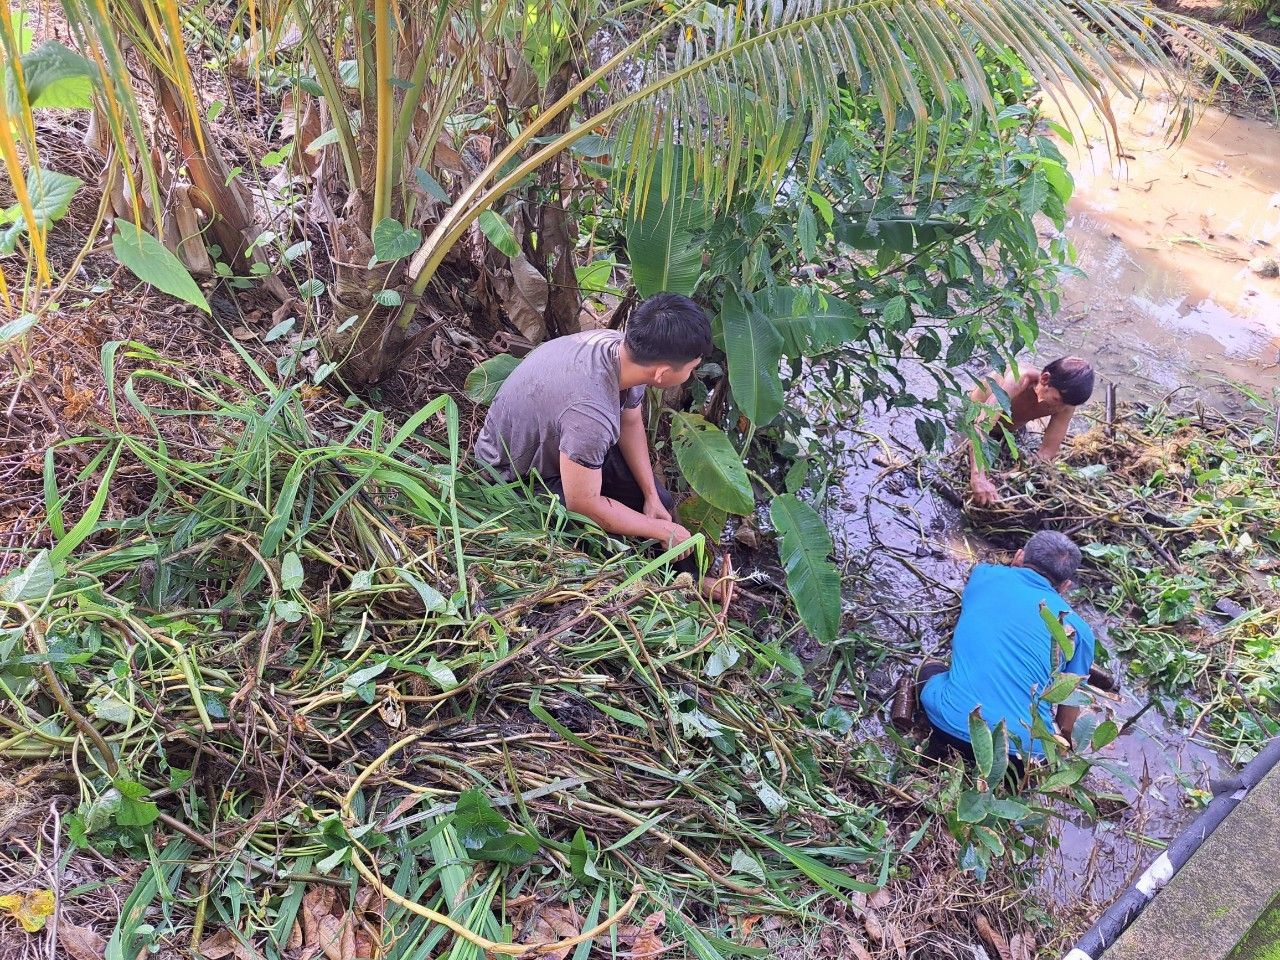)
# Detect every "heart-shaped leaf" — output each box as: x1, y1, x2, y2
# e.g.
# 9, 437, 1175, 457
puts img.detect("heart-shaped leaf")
1, 166, 84, 254
112, 220, 210, 313
9, 41, 95, 111
371, 217, 421, 263
464, 353, 520, 405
